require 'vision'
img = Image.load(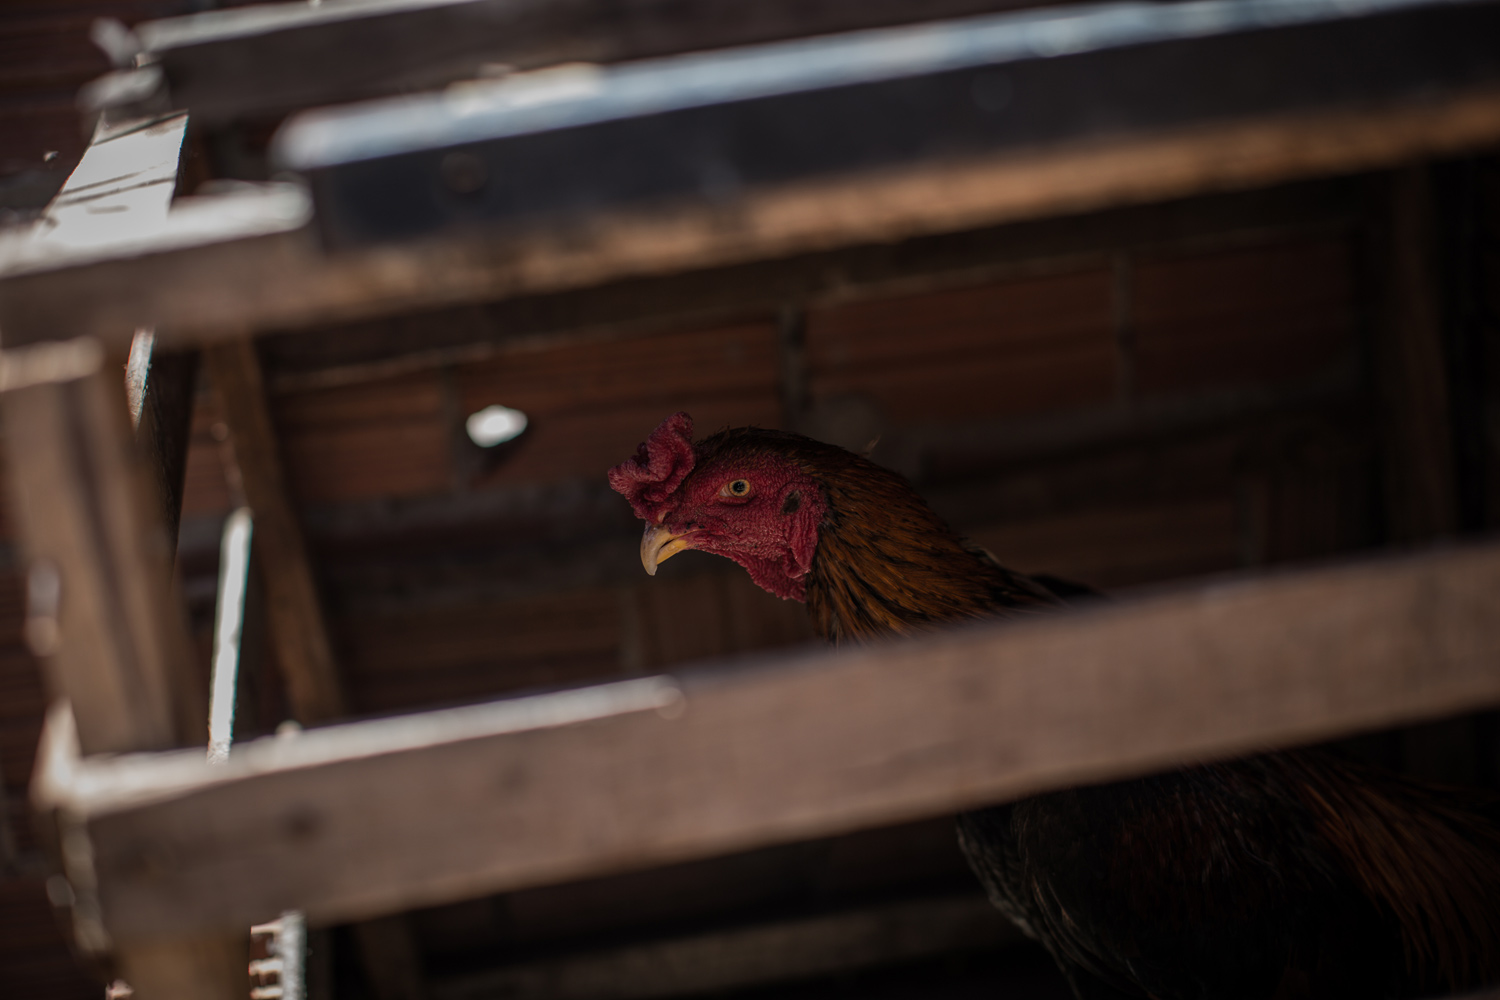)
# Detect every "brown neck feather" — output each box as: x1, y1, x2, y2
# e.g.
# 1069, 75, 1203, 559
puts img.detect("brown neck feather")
802, 457, 1057, 644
